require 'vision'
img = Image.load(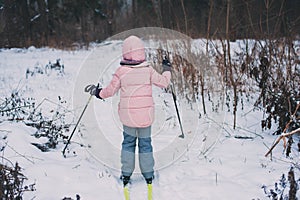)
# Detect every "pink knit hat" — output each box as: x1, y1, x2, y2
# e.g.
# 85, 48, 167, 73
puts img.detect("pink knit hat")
121, 35, 146, 64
